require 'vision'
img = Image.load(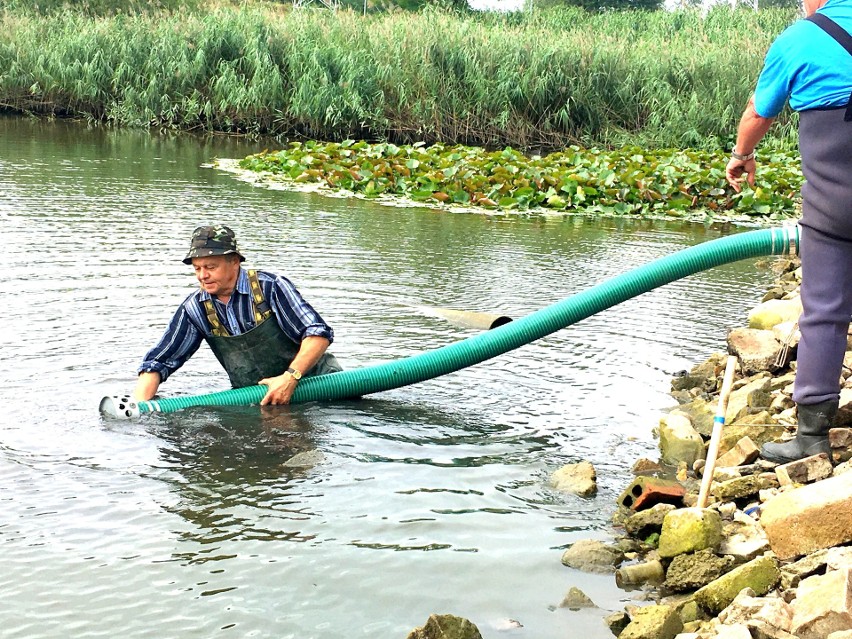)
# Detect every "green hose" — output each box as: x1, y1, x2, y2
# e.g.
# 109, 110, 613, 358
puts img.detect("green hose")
136, 225, 799, 416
